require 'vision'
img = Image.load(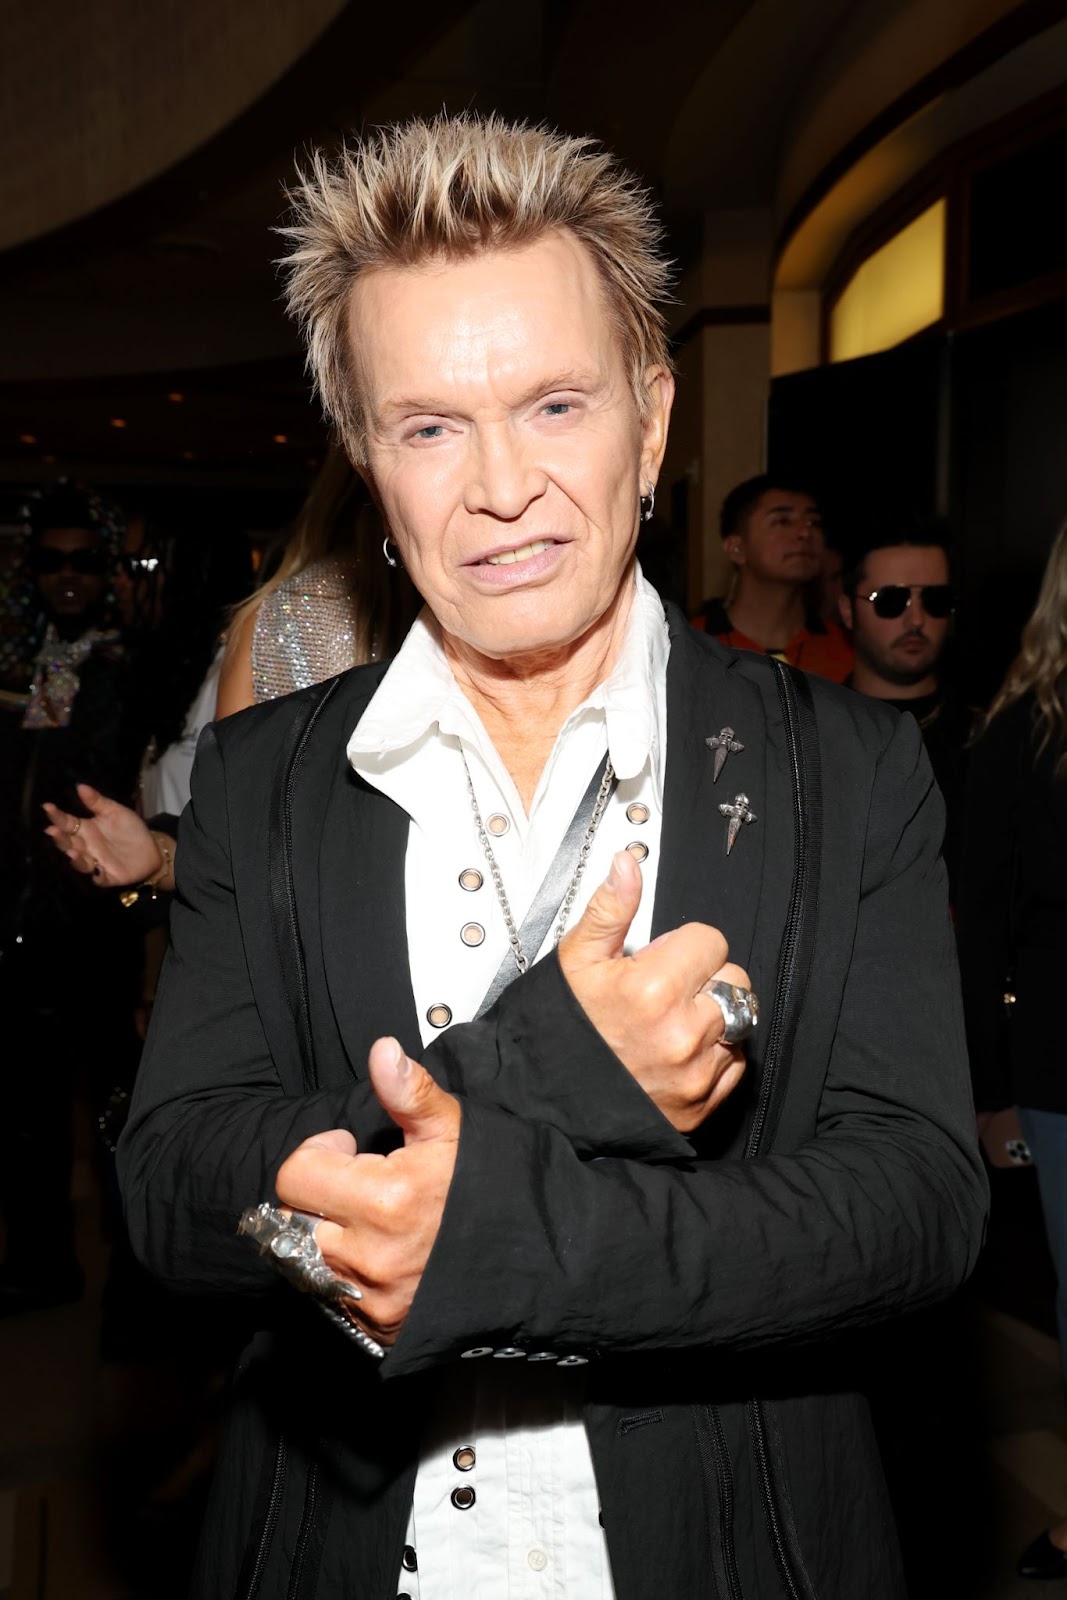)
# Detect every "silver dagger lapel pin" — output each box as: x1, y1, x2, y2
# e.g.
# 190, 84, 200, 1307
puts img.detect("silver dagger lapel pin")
706, 725, 744, 783
719, 792, 757, 855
